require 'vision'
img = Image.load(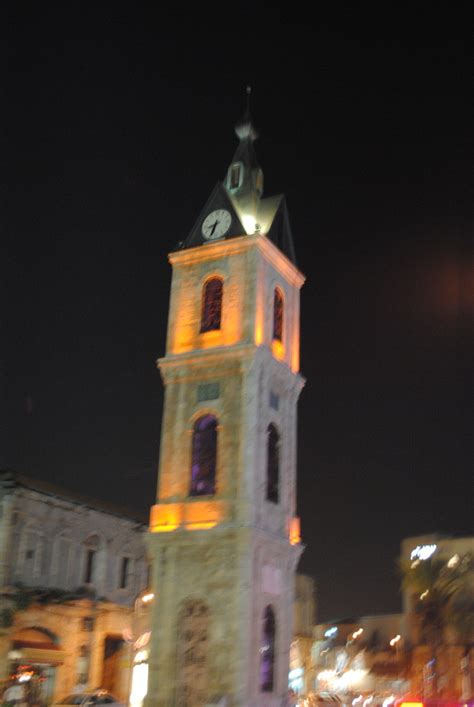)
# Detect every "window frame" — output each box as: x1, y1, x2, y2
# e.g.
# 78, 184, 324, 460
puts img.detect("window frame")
266, 423, 280, 504
189, 413, 219, 497
272, 287, 284, 343
227, 161, 243, 191
118, 555, 132, 590
200, 277, 223, 334
260, 605, 276, 692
